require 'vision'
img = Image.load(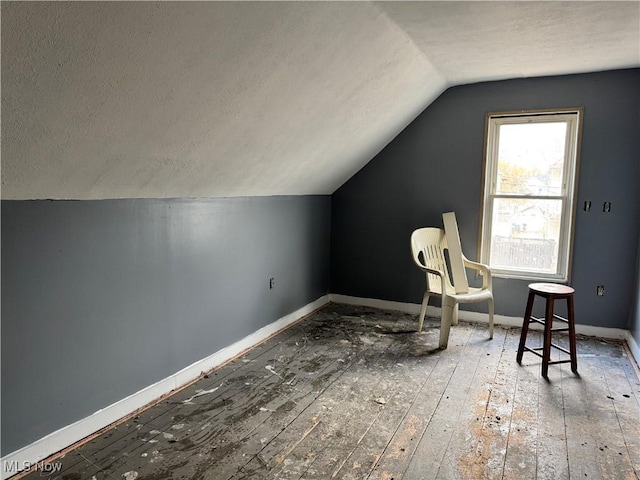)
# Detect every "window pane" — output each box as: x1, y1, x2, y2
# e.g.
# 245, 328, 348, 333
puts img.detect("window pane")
496, 122, 567, 196
489, 197, 563, 273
